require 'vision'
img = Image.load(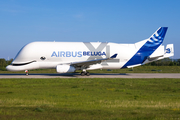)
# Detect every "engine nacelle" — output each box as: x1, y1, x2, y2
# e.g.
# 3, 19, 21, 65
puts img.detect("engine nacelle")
56, 65, 76, 73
